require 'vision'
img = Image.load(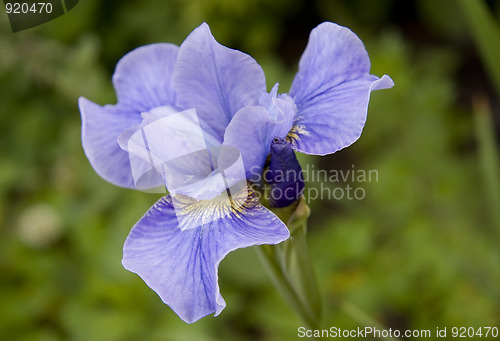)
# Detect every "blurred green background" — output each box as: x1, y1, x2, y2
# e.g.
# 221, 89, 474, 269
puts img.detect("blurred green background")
1, 0, 500, 340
